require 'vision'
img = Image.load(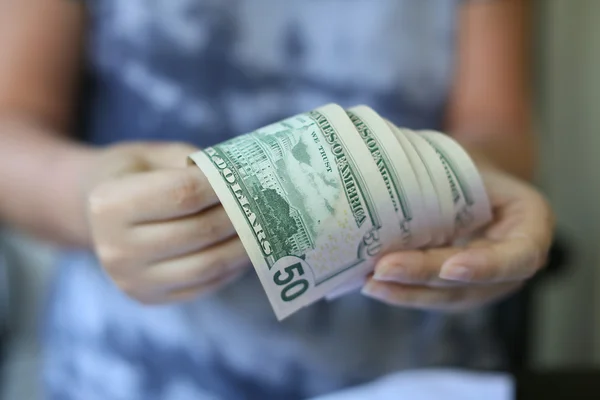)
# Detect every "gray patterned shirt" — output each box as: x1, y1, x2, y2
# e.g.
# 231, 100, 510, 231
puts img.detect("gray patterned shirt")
43, 1, 502, 399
